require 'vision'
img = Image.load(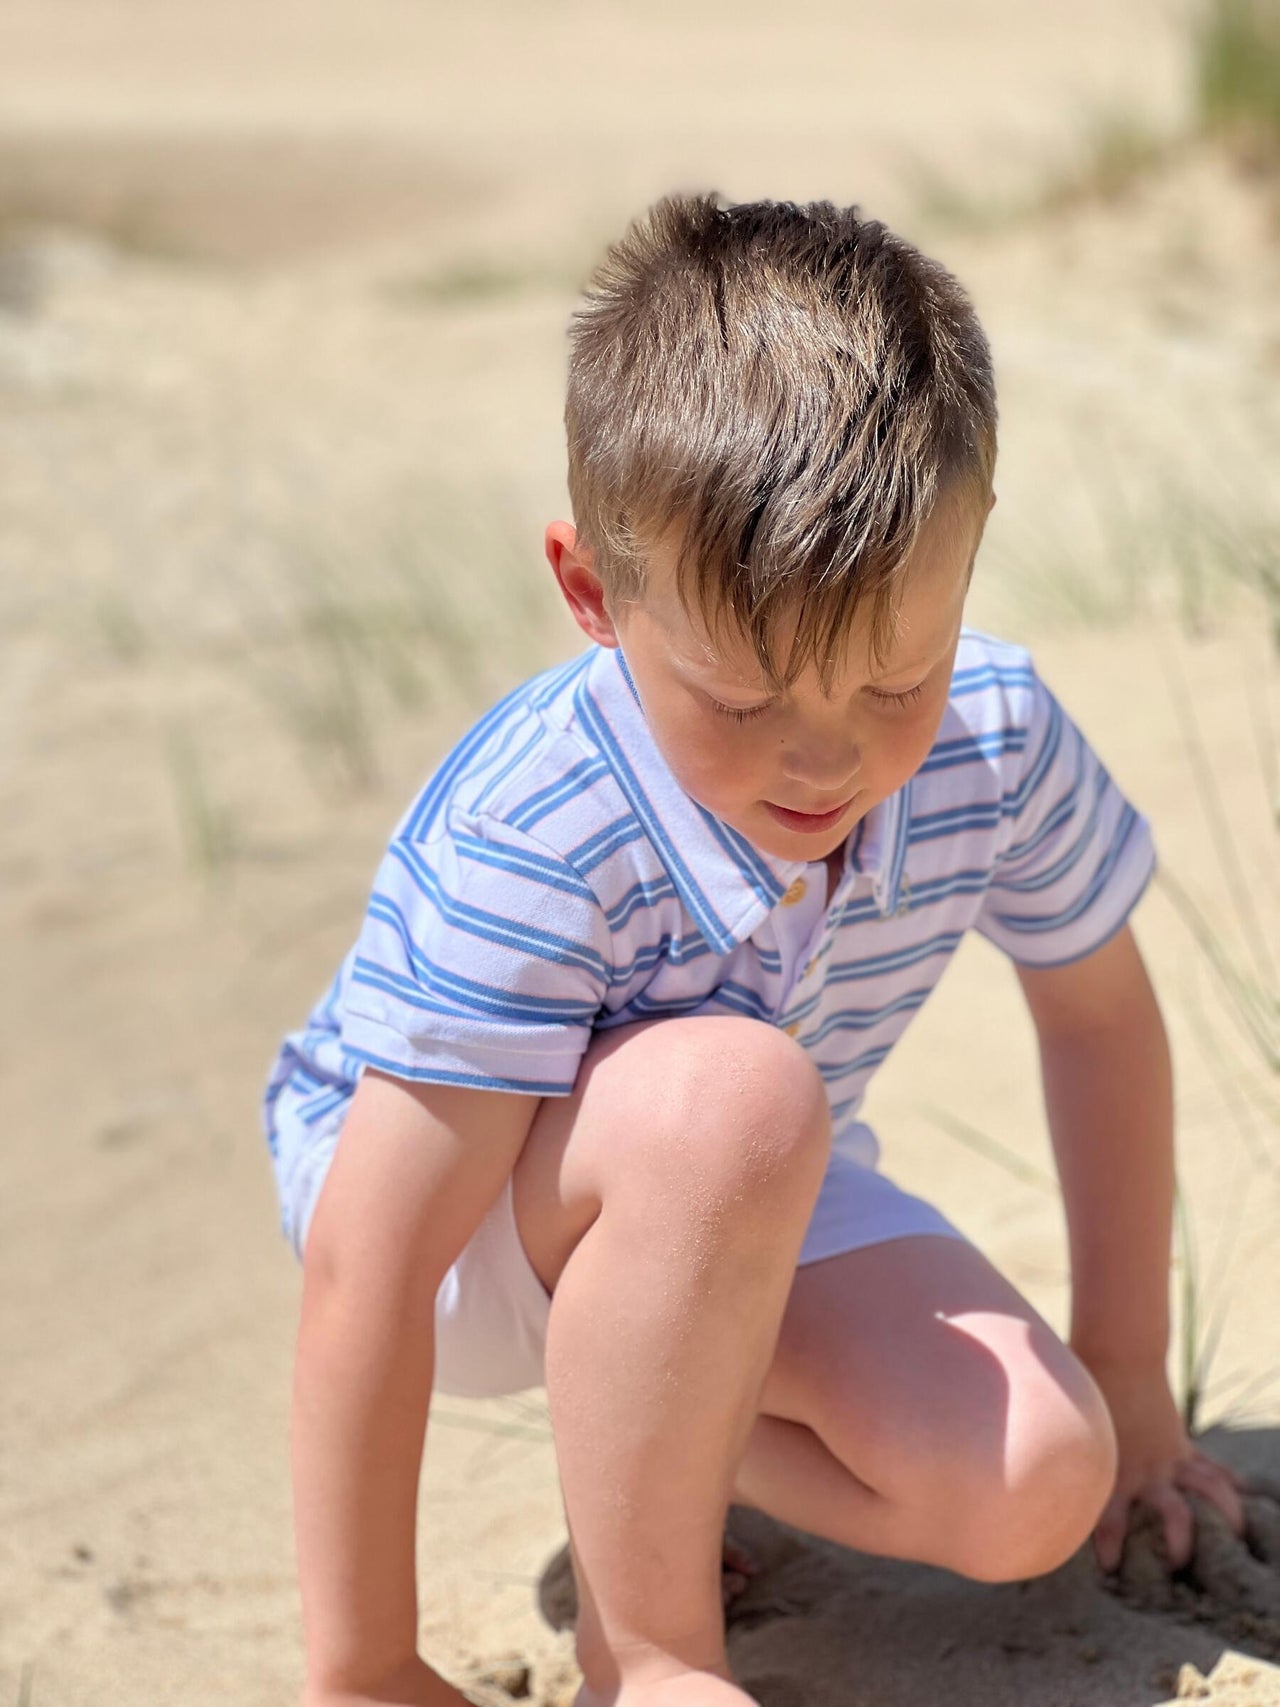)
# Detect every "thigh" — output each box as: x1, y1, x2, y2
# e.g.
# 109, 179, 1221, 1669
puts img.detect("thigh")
510, 1018, 656, 1293
759, 1234, 1107, 1500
